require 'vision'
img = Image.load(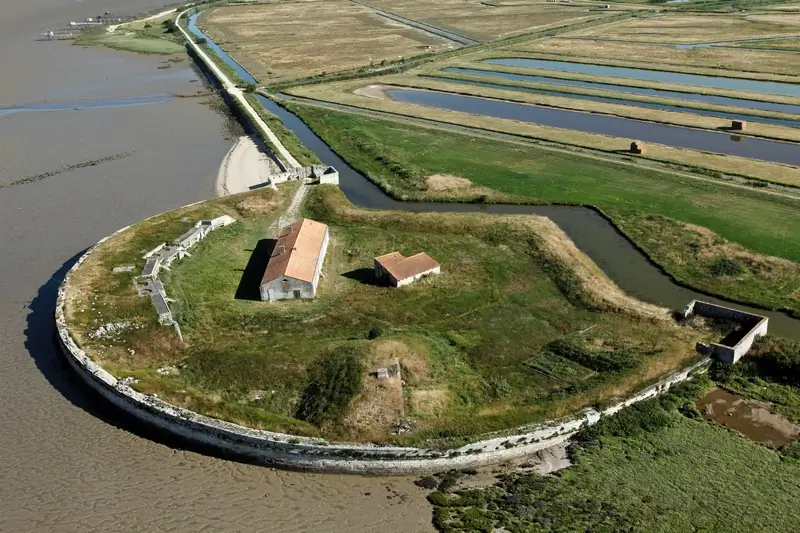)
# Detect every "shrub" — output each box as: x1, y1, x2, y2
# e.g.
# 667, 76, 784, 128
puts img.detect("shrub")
708, 257, 744, 277
428, 491, 451, 507
781, 442, 800, 462
296, 348, 363, 425
415, 476, 439, 490
367, 326, 385, 340
547, 338, 639, 373
575, 397, 674, 441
